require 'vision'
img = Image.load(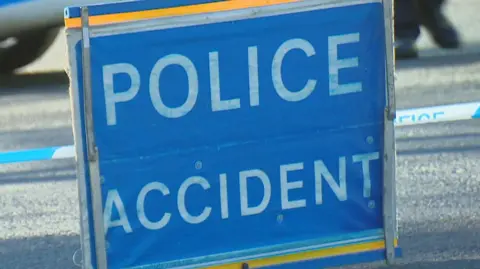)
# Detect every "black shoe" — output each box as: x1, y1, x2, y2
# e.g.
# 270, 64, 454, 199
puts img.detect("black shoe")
418, 7, 460, 49
395, 38, 418, 60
